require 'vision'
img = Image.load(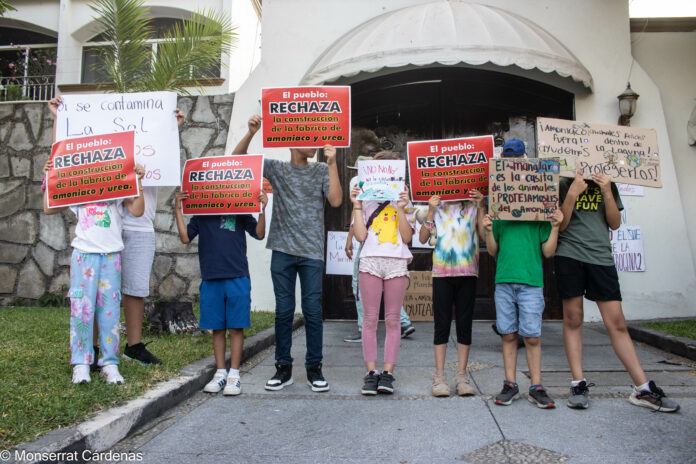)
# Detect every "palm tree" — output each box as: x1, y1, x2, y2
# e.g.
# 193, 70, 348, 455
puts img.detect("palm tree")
89, 0, 237, 94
